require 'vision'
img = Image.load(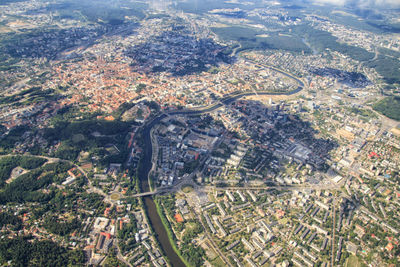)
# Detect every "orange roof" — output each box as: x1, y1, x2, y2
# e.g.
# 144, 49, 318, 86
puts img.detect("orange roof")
101, 232, 112, 239
174, 214, 184, 223
386, 242, 394, 251
104, 207, 110, 217
275, 209, 285, 219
